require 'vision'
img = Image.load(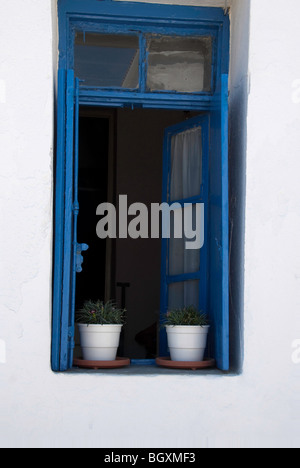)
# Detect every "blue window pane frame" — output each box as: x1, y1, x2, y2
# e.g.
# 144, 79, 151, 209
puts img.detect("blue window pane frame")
58, 0, 229, 109
53, 0, 230, 372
